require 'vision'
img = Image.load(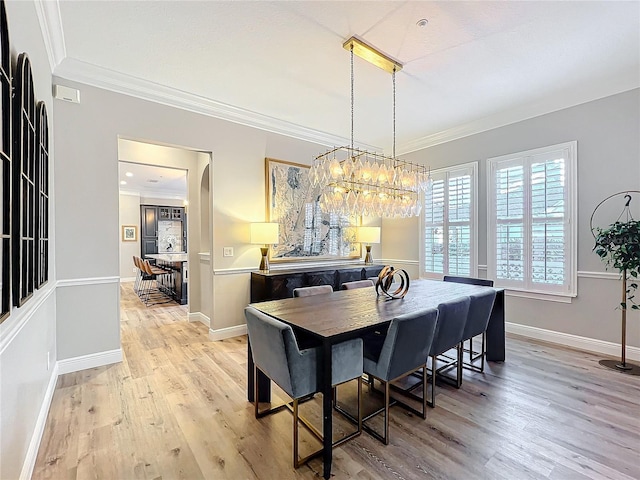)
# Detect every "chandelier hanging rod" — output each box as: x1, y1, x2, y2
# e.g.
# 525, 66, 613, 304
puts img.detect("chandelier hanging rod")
343, 36, 403, 74
310, 35, 430, 218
